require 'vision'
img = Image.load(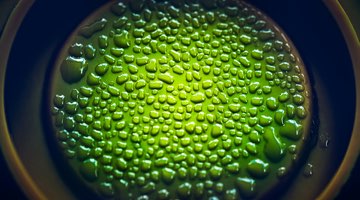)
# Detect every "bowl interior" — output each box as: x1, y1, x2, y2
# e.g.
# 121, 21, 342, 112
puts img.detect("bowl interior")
3, 0, 356, 199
